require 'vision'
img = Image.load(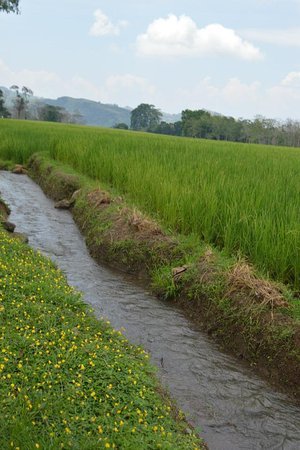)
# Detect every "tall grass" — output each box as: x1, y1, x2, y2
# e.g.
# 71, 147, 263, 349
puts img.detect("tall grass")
1, 119, 299, 288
